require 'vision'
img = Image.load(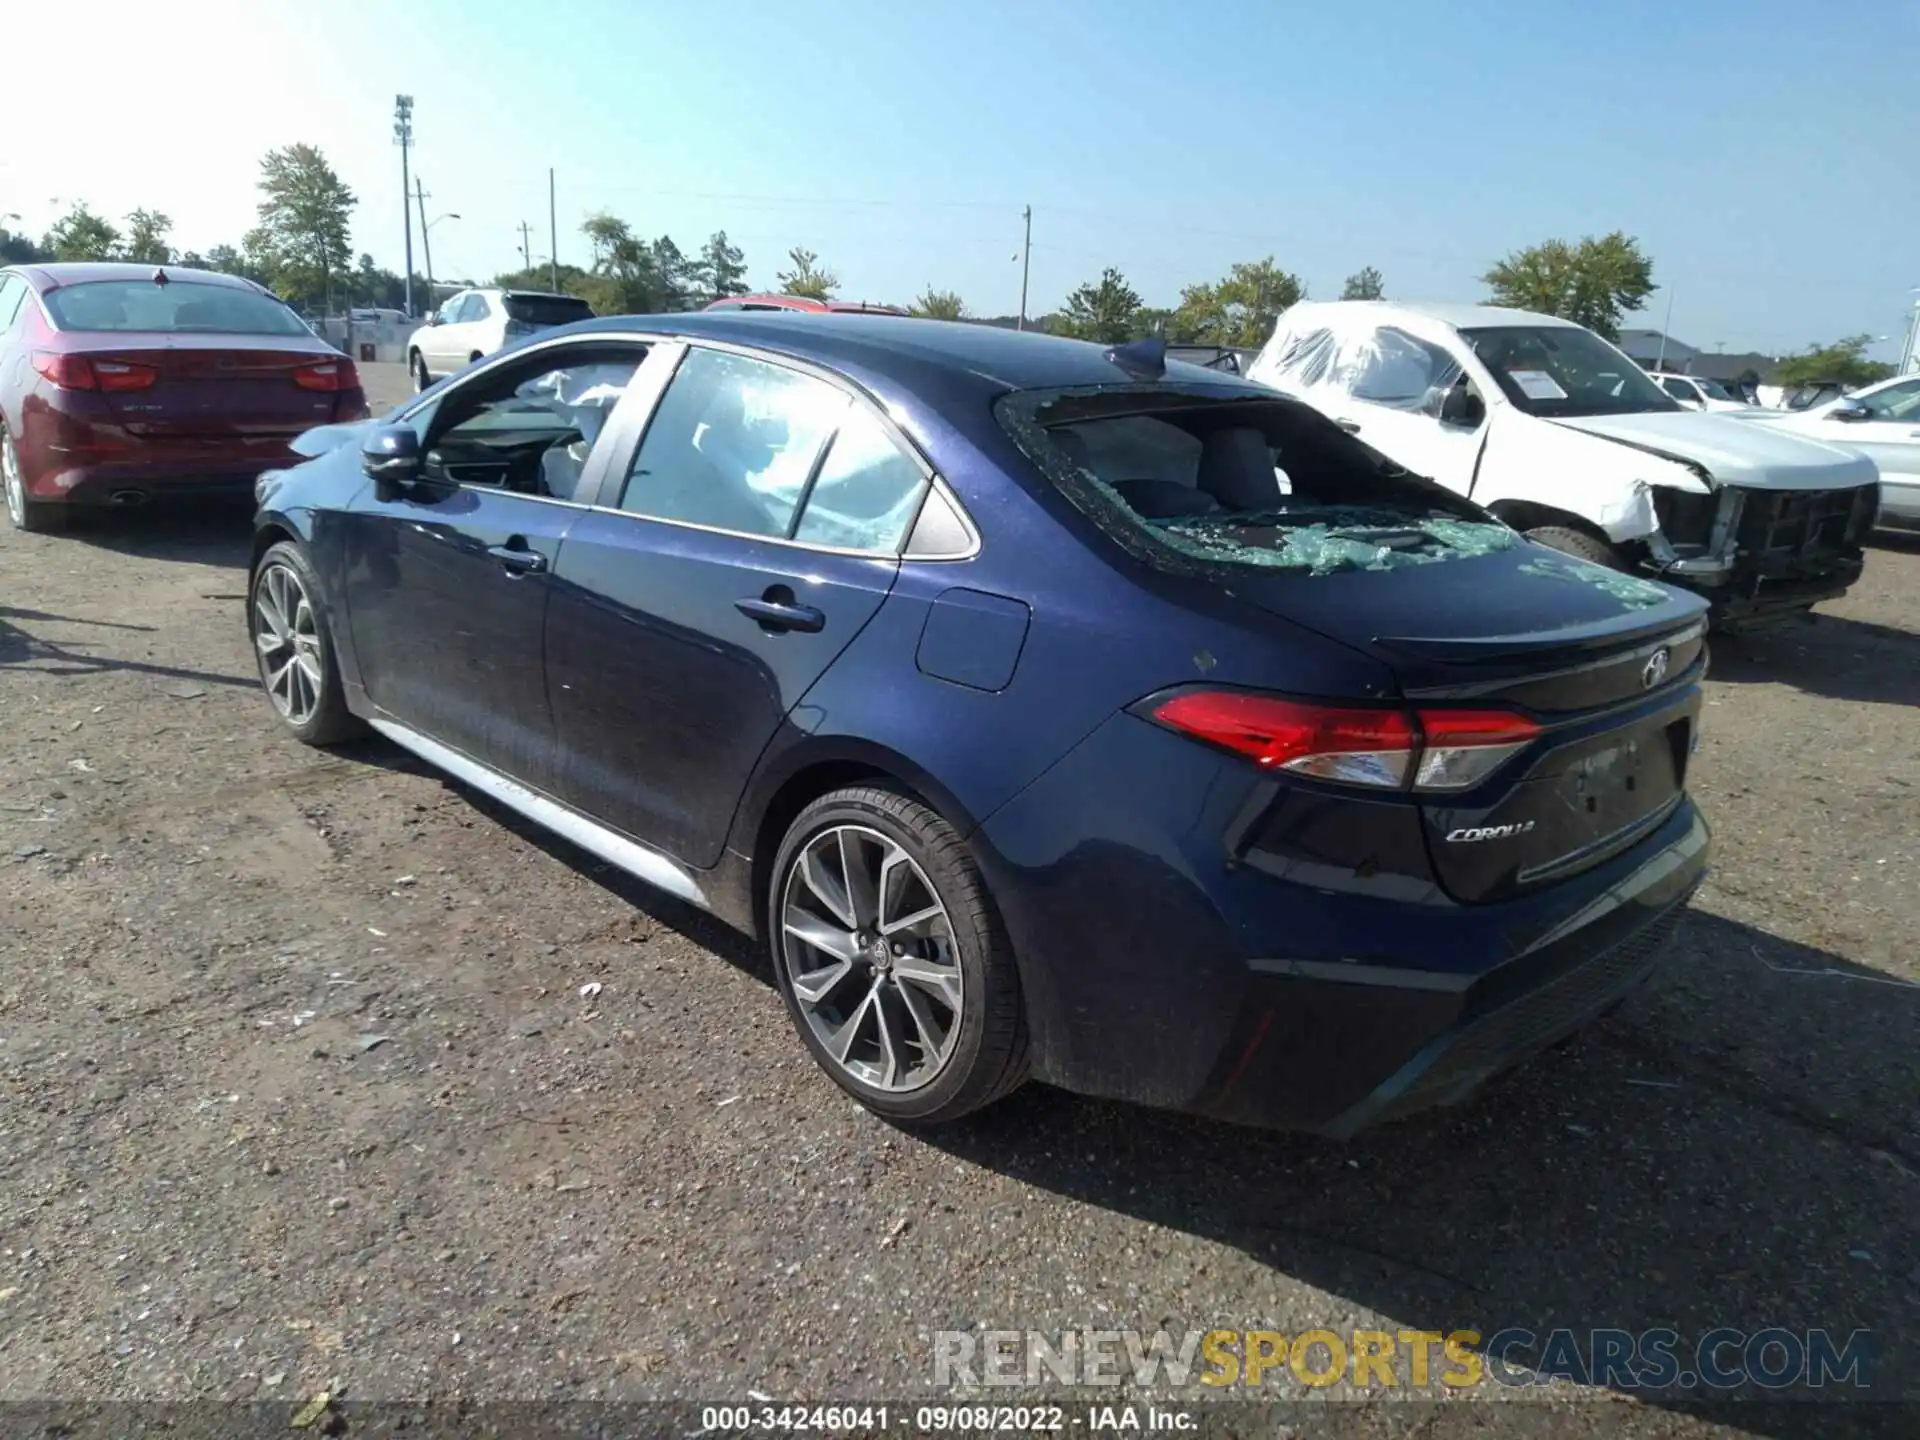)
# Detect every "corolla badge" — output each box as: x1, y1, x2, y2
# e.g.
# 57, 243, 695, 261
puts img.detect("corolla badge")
1641, 647, 1671, 690
1446, 821, 1537, 843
